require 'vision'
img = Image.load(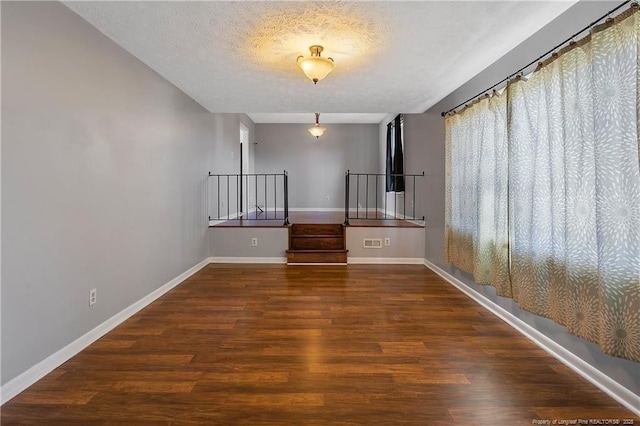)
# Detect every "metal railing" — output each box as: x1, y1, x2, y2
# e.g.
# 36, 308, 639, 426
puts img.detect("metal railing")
208, 171, 289, 225
344, 171, 424, 225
